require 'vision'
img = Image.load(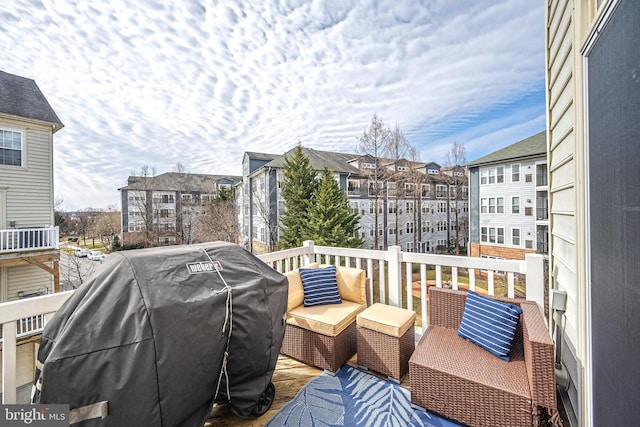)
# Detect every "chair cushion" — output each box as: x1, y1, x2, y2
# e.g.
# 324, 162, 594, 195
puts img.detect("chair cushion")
285, 263, 319, 311
357, 303, 416, 337
335, 266, 366, 304
299, 265, 342, 307
457, 290, 522, 361
287, 300, 365, 336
